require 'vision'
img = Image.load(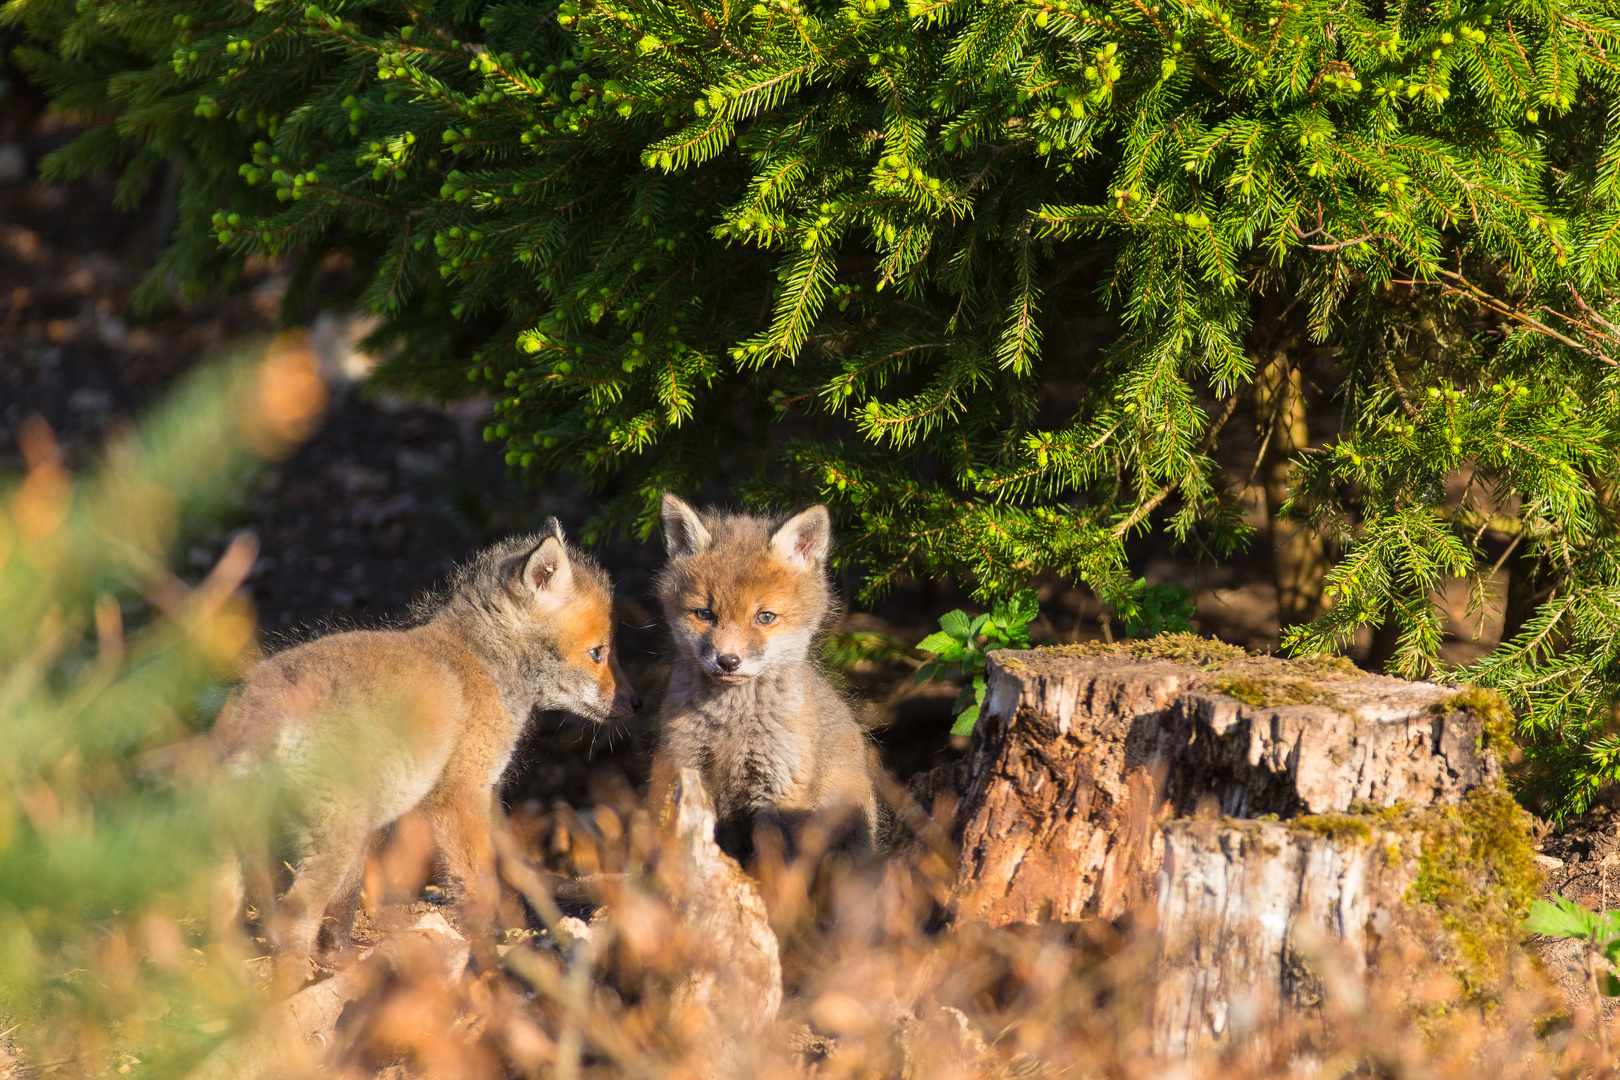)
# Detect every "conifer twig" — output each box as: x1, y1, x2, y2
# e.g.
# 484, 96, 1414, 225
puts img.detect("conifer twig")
1111, 393, 1240, 538
1290, 222, 1396, 252
1419, 271, 1620, 367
